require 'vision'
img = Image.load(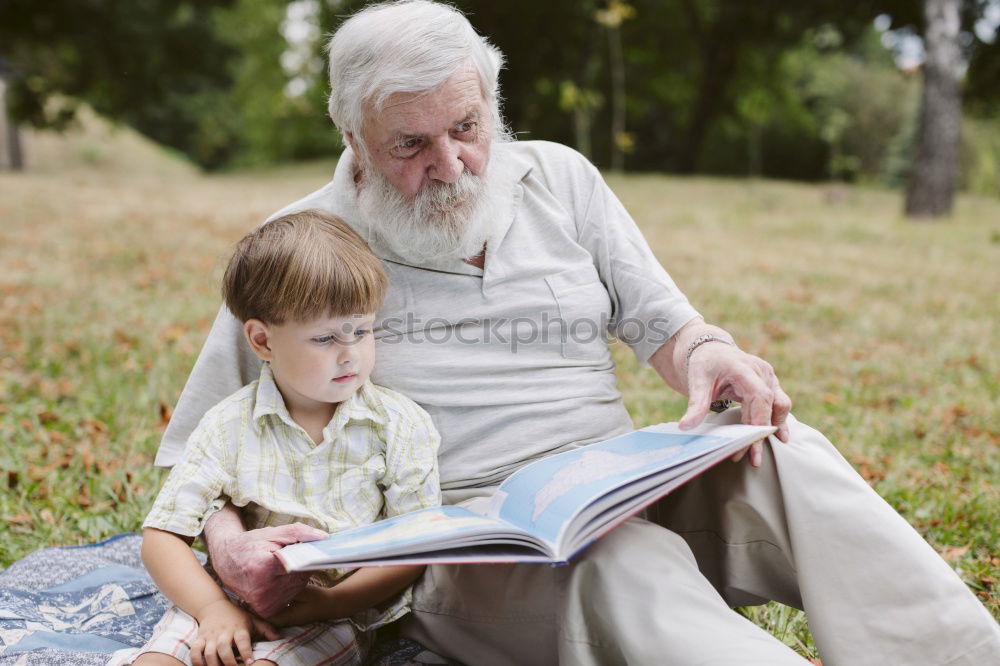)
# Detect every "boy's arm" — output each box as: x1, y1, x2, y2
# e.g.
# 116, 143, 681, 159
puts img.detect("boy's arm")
141, 527, 227, 616
142, 528, 279, 665
380, 399, 442, 517
268, 565, 426, 628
